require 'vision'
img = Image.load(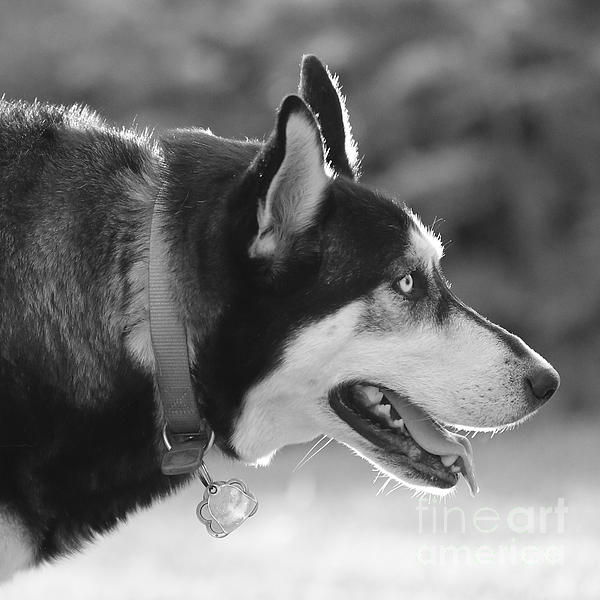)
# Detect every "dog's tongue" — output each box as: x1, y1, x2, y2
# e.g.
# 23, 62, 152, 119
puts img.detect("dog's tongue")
385, 391, 478, 496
